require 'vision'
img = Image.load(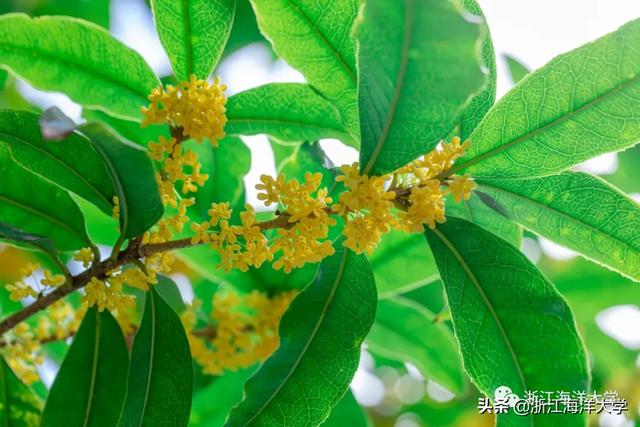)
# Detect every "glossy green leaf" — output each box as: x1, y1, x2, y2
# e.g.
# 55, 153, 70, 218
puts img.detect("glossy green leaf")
119, 288, 193, 427
0, 358, 42, 427
454, 19, 640, 179
357, 0, 486, 175
151, 0, 235, 81
226, 83, 353, 145
249, 0, 359, 137
271, 140, 335, 188
322, 391, 369, 427
504, 54, 530, 85
0, 14, 159, 120
366, 297, 464, 394
425, 217, 589, 426
0, 0, 110, 28
190, 137, 250, 221
0, 146, 90, 250
190, 368, 255, 427
369, 230, 439, 298
445, 193, 522, 248
83, 109, 170, 148
81, 123, 163, 239
0, 110, 115, 214
459, 0, 497, 139
223, 0, 266, 56
542, 257, 640, 376
155, 275, 187, 314
226, 243, 377, 426
0, 221, 56, 256
478, 171, 640, 282
41, 308, 129, 427
0, 74, 37, 112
